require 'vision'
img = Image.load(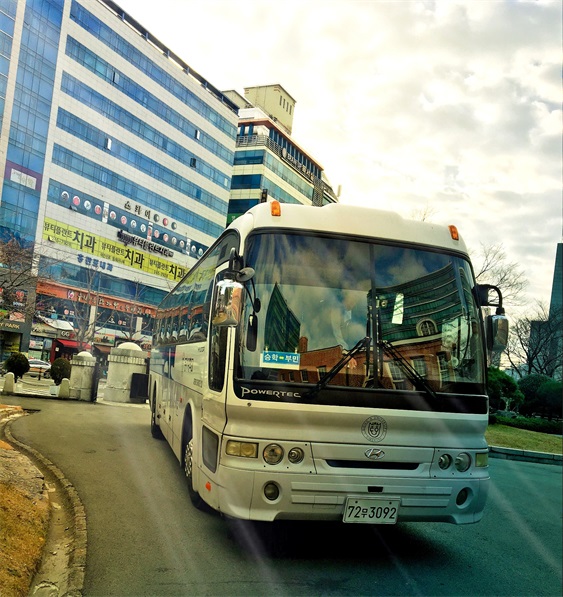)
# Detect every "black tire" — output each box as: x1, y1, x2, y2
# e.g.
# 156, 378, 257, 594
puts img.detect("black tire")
183, 437, 206, 510
150, 403, 164, 439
